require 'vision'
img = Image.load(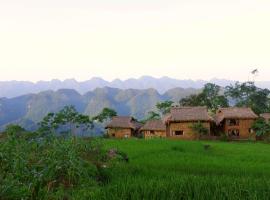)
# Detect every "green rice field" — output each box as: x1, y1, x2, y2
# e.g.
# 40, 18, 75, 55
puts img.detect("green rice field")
92, 139, 270, 200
